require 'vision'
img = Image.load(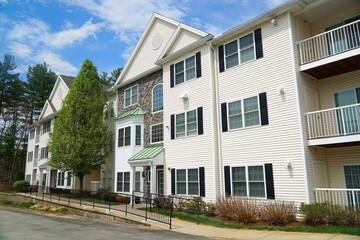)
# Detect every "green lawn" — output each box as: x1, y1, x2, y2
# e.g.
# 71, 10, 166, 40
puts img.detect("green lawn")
44, 193, 122, 205
138, 207, 360, 236
1, 190, 16, 194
